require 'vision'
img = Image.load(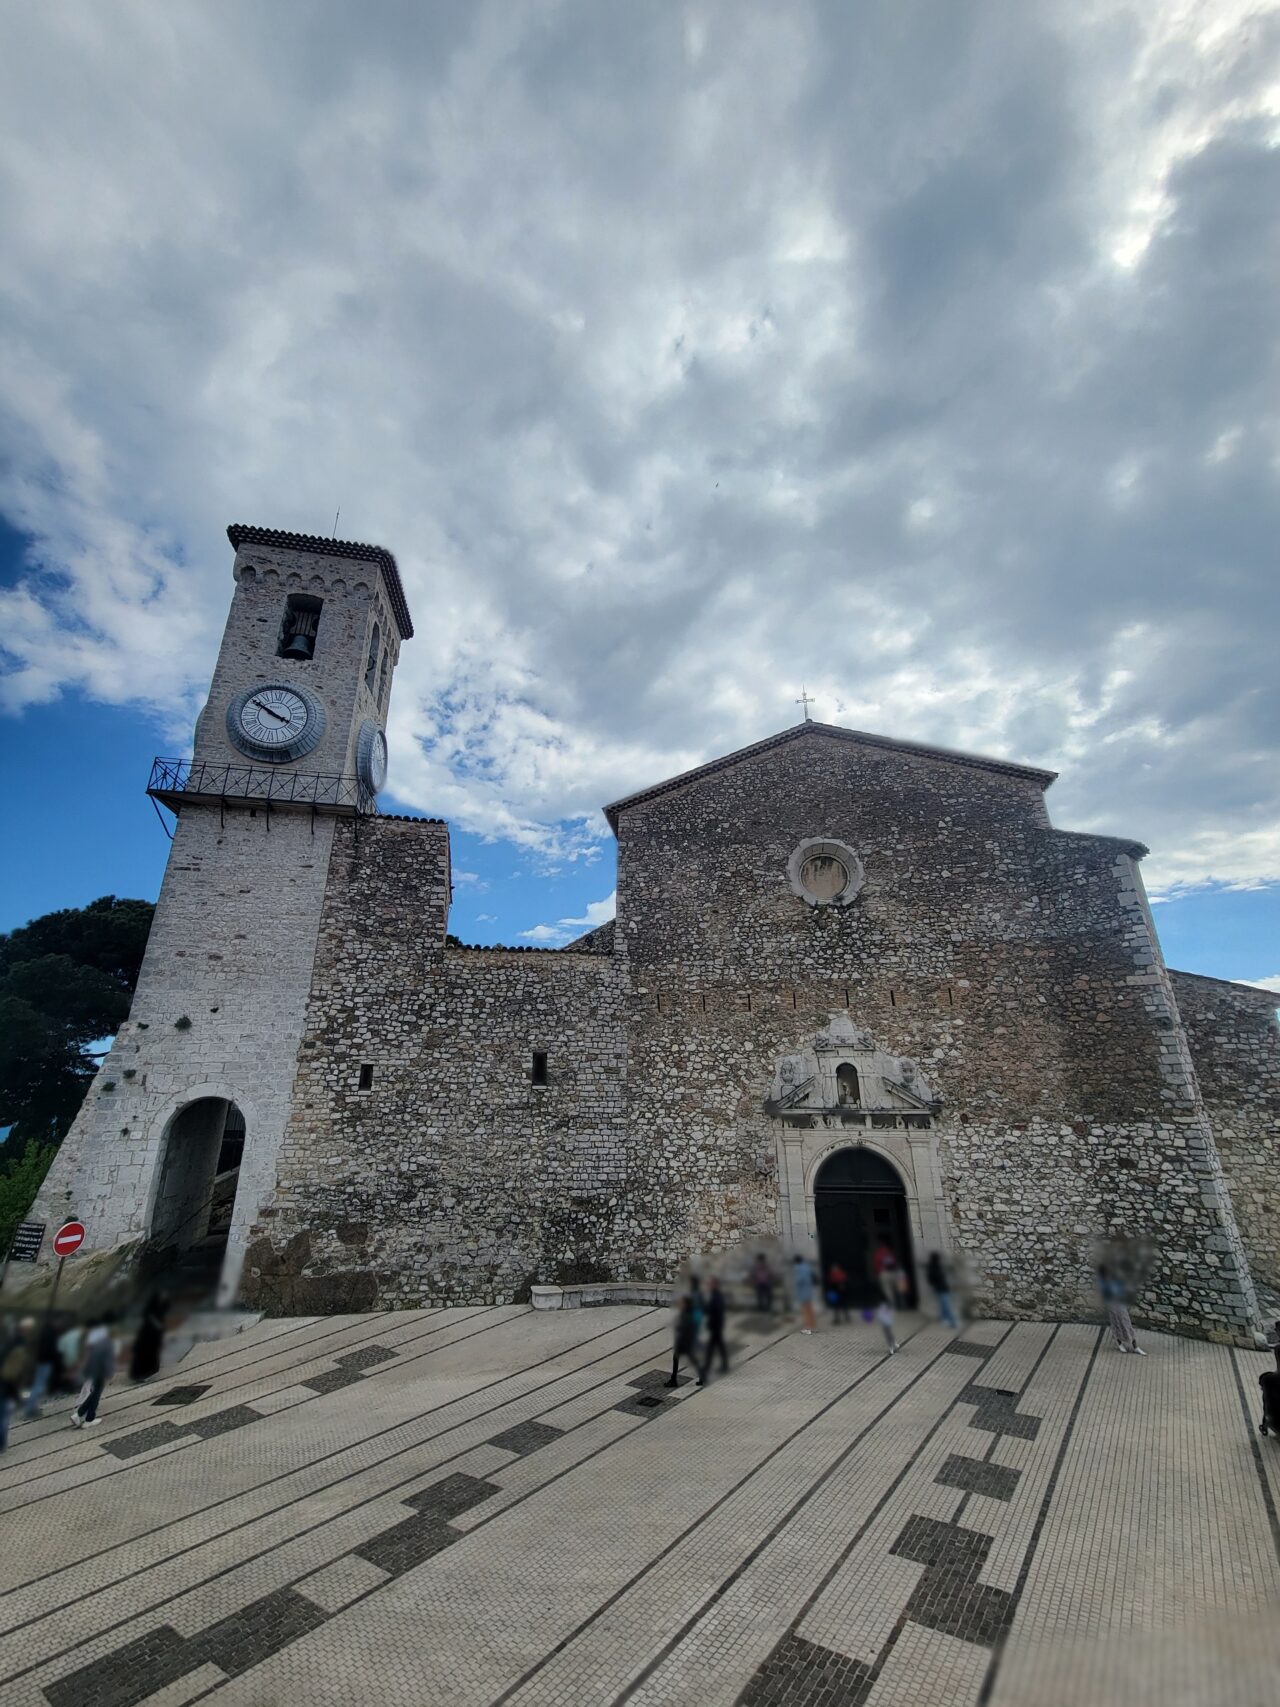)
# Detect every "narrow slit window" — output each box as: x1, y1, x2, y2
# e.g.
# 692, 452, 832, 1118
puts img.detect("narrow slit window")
365, 622, 380, 693
531, 1050, 548, 1088
279, 594, 323, 660
378, 651, 390, 707
358, 1063, 374, 1092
